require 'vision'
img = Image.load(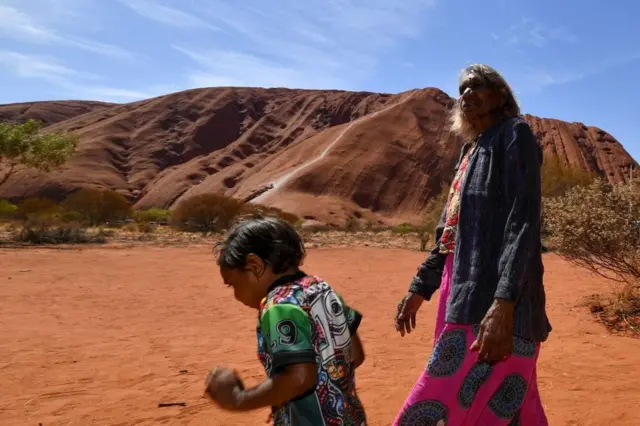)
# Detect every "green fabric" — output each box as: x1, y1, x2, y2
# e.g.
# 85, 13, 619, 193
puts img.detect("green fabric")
260, 304, 315, 371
